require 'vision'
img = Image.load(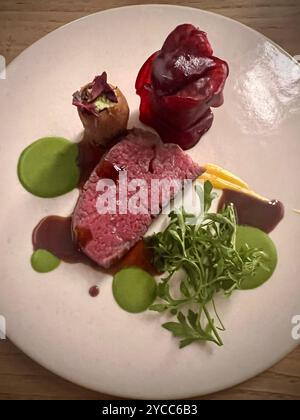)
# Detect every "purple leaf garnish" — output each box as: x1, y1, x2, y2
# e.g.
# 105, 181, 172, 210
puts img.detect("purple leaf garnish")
72, 72, 118, 116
